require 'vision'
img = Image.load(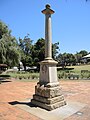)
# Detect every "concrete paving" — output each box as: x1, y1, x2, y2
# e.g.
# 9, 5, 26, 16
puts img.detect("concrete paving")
0, 79, 90, 120
15, 99, 86, 120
